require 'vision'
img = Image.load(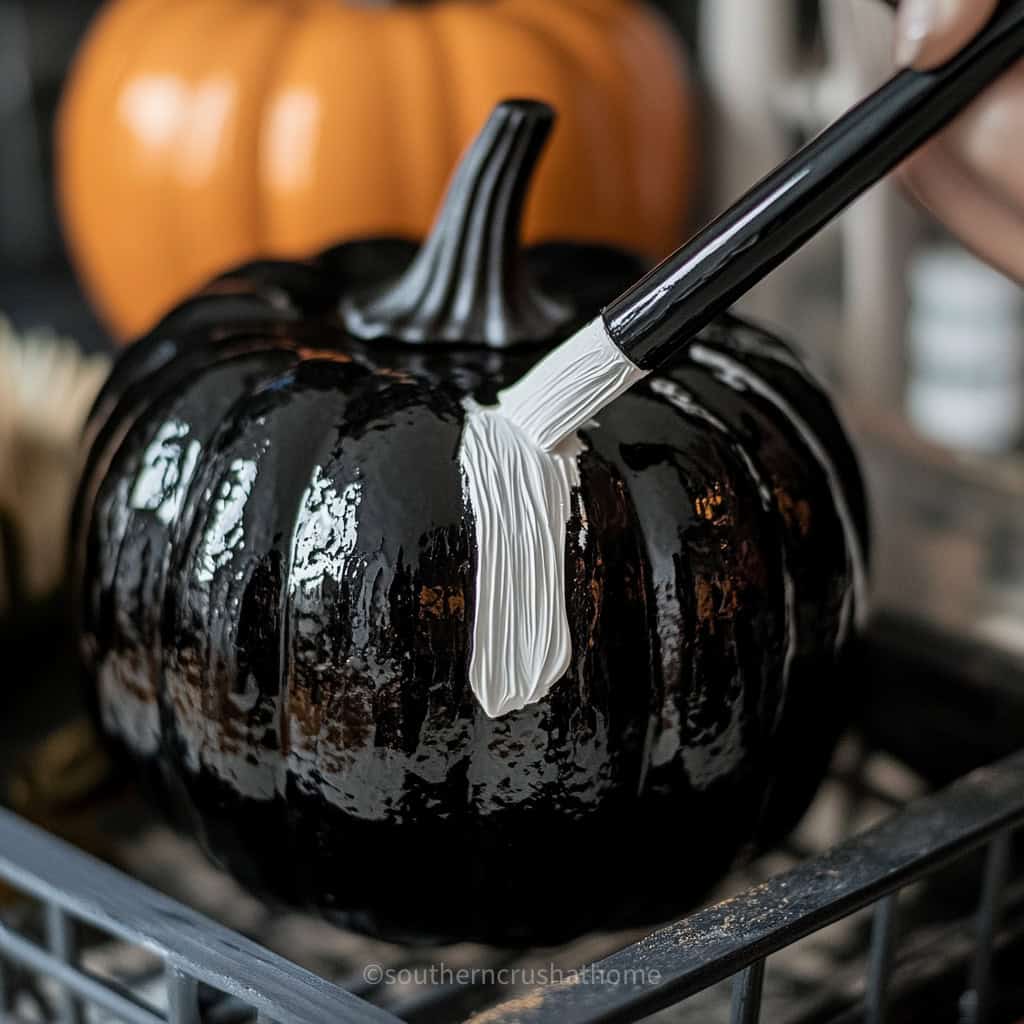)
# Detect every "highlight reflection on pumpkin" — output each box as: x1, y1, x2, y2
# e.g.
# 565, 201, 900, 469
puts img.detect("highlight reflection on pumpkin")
72, 102, 868, 945
56, 0, 697, 341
